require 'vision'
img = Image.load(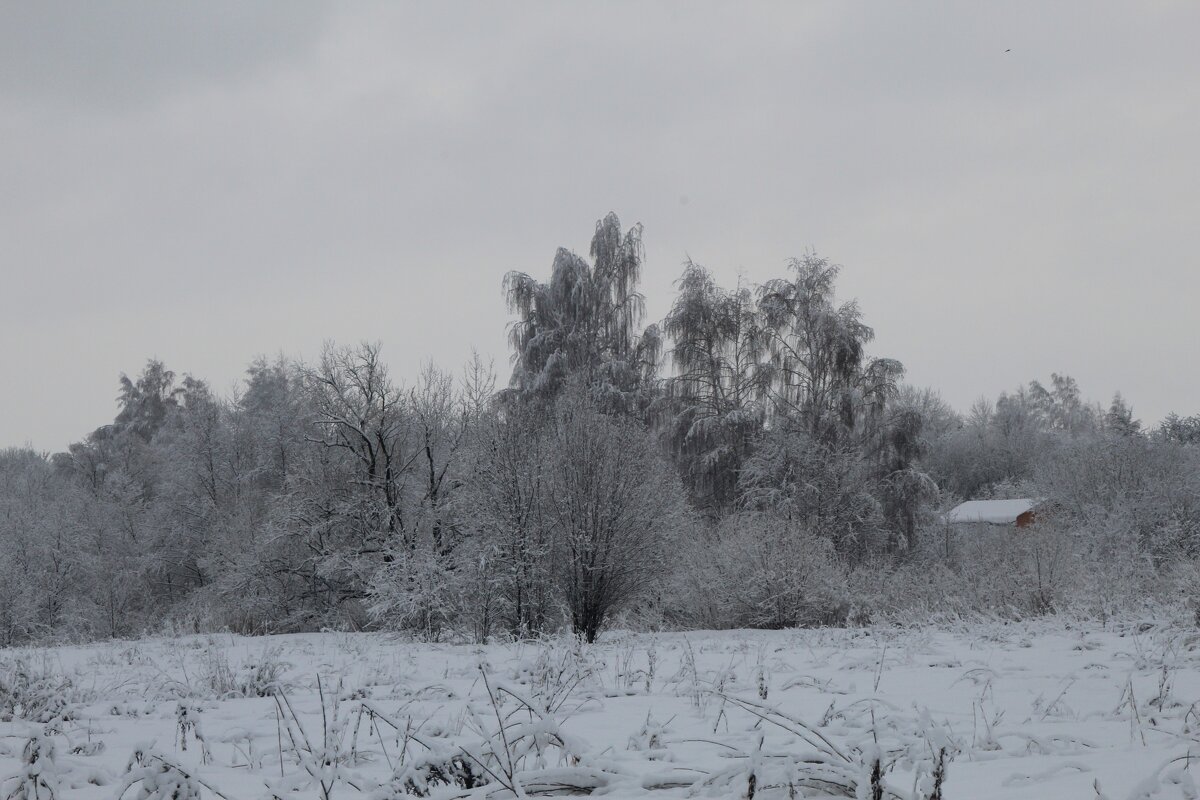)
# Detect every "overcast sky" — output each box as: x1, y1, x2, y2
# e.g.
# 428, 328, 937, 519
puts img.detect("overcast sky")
2, 1, 1198, 451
